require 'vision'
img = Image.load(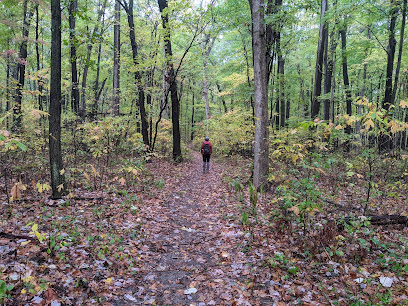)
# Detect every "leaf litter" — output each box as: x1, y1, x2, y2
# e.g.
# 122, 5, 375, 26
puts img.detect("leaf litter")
0, 151, 408, 304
